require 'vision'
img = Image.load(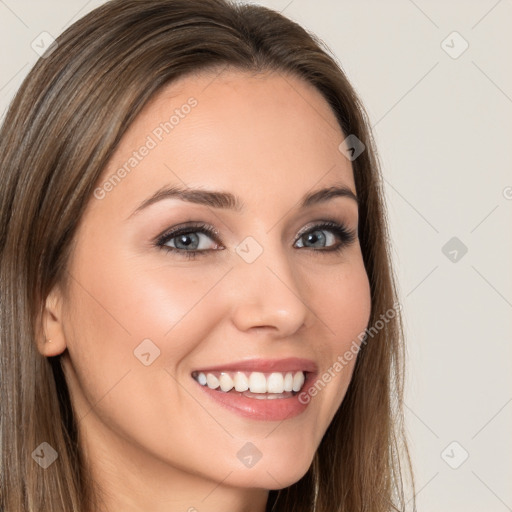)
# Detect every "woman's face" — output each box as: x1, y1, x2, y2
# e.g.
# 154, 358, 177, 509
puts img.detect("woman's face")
48, 69, 371, 503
